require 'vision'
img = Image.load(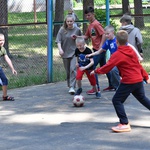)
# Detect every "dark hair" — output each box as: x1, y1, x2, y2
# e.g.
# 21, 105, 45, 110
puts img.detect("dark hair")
84, 6, 94, 14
